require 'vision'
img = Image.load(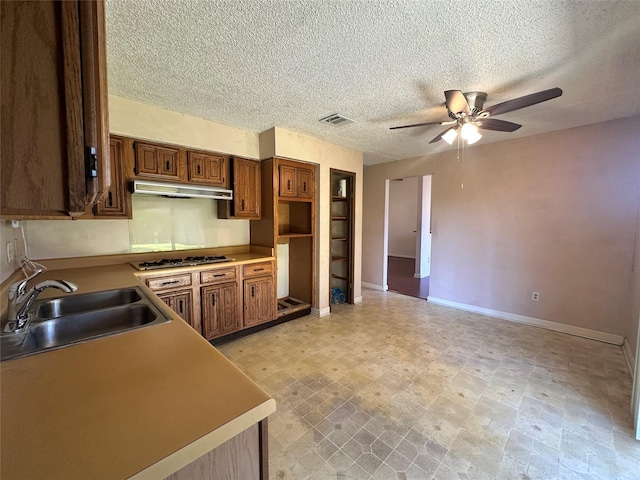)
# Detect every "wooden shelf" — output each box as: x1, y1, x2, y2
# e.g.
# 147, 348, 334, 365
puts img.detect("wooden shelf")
277, 296, 310, 317
331, 237, 347, 241
331, 216, 347, 220
278, 232, 313, 239
332, 256, 347, 261
331, 274, 347, 281
332, 196, 348, 202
